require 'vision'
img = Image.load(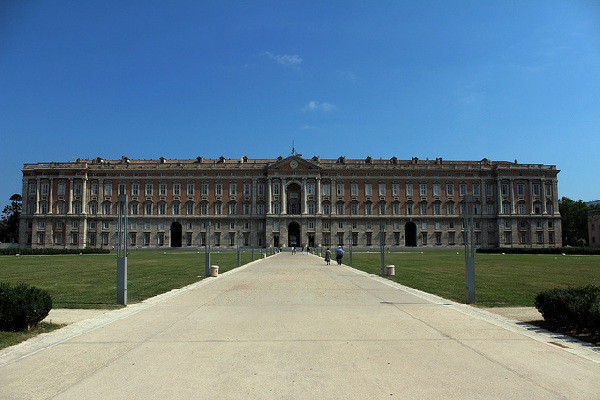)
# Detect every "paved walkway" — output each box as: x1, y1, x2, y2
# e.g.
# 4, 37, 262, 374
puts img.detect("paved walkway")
1, 253, 599, 399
